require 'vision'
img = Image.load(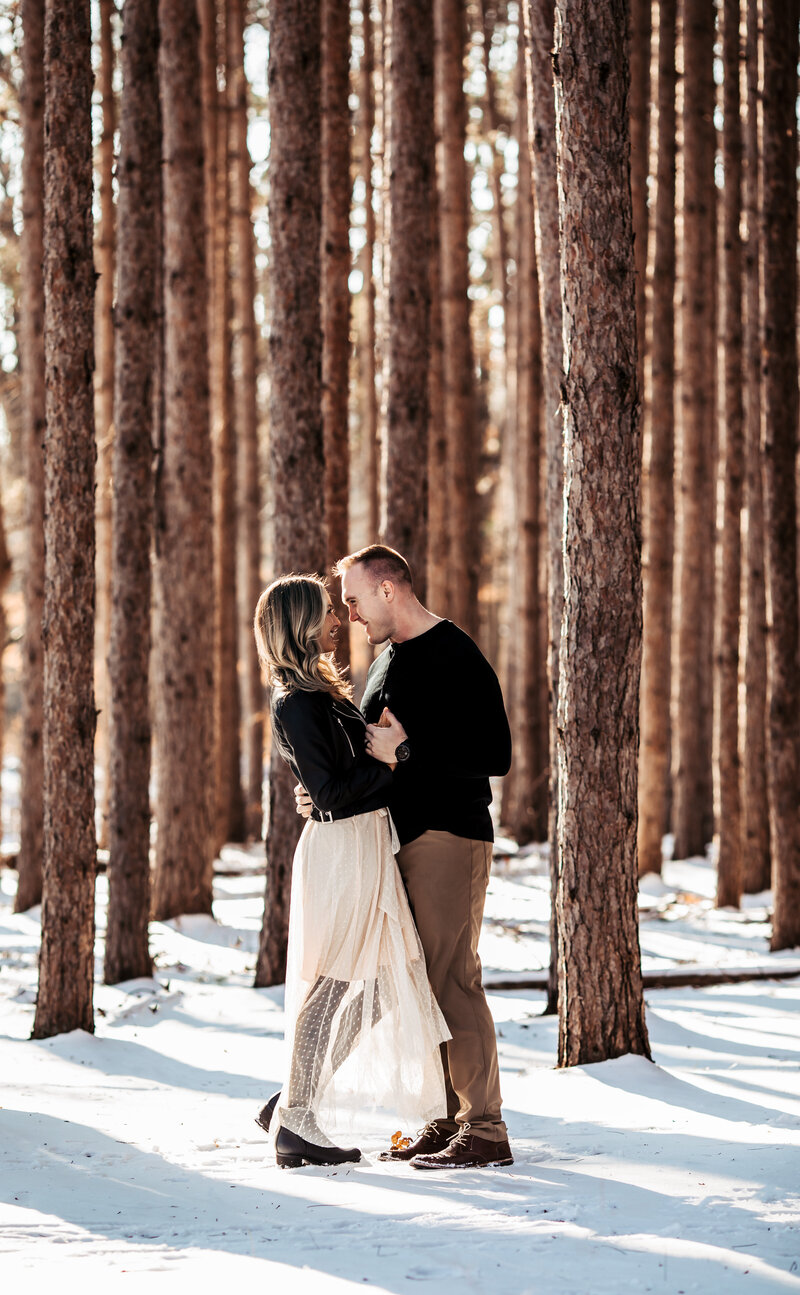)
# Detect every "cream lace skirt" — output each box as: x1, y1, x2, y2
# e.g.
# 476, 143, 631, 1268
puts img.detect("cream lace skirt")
273, 807, 450, 1147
